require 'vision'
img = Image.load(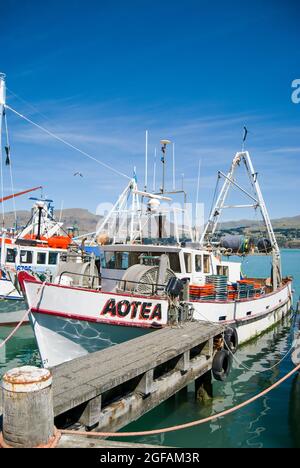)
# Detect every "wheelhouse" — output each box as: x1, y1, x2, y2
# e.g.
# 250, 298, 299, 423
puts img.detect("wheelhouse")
101, 244, 241, 292
1, 242, 64, 273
